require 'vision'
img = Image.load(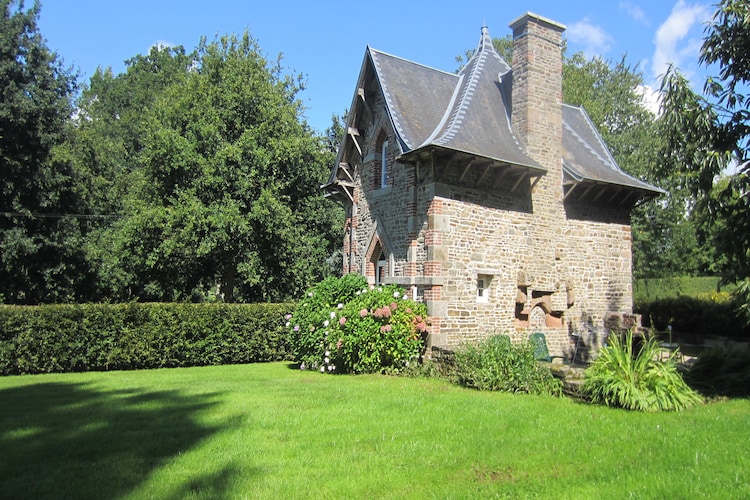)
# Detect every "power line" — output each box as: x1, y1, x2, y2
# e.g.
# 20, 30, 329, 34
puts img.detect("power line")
0, 211, 124, 219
